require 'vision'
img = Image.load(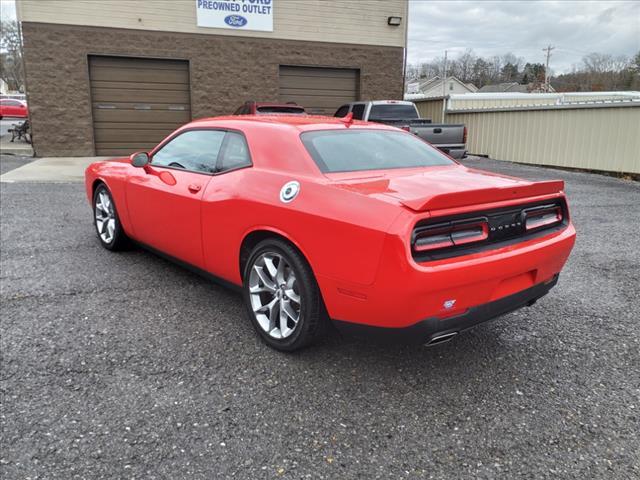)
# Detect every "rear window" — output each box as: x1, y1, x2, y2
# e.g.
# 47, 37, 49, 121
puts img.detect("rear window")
368, 104, 419, 121
301, 129, 454, 173
351, 104, 366, 120
256, 106, 306, 115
